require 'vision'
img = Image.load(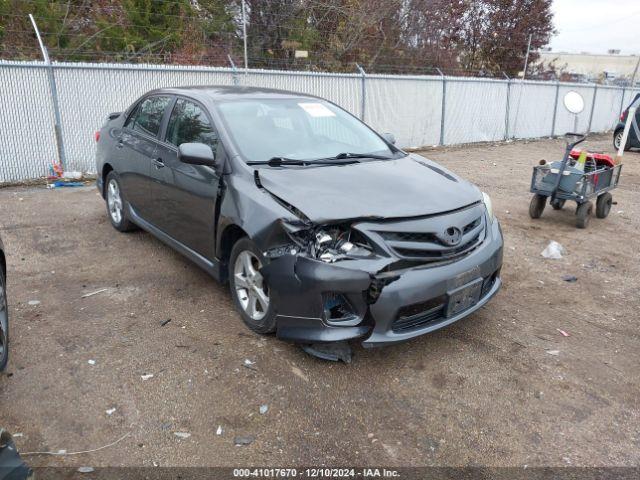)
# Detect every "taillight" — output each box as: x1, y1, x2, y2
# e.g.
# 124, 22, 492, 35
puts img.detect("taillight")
620, 110, 628, 122
95, 131, 101, 142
